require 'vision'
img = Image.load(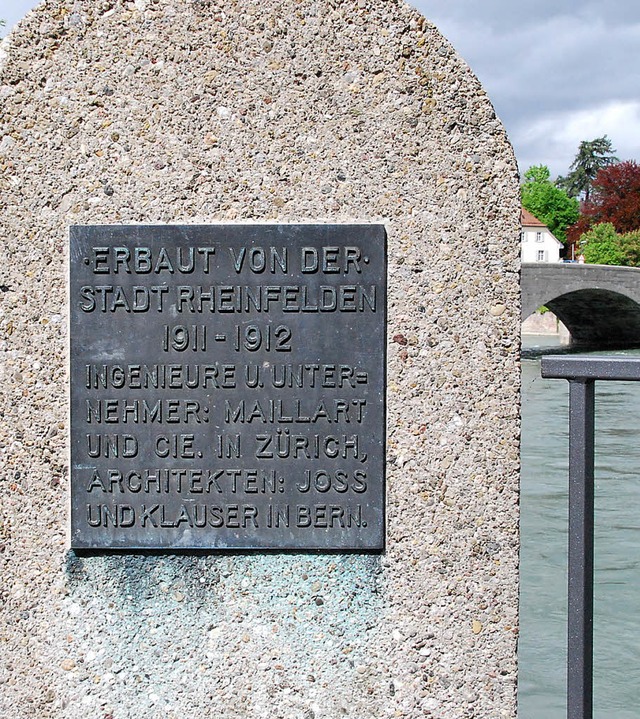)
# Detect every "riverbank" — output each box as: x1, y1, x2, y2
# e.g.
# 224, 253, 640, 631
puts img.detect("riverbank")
522, 310, 570, 342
